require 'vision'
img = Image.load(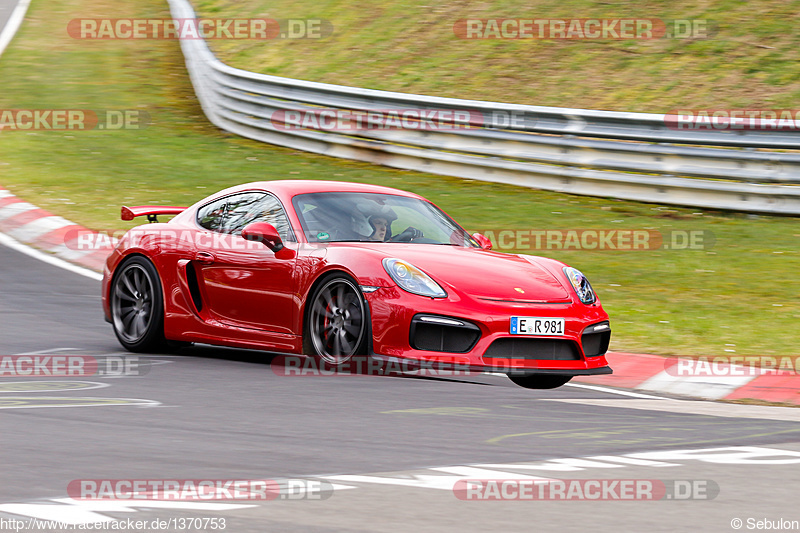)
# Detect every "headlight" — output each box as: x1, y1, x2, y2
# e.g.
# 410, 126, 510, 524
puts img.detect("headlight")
383, 258, 447, 298
563, 267, 596, 305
